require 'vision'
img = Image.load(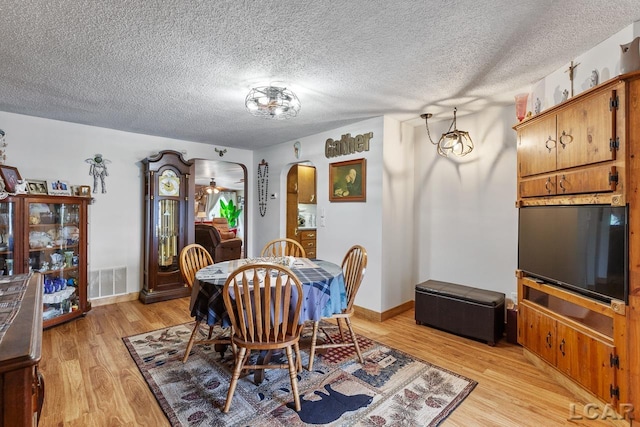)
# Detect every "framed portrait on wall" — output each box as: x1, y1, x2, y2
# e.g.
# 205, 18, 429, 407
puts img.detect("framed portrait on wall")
329, 158, 366, 202
0, 165, 22, 193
